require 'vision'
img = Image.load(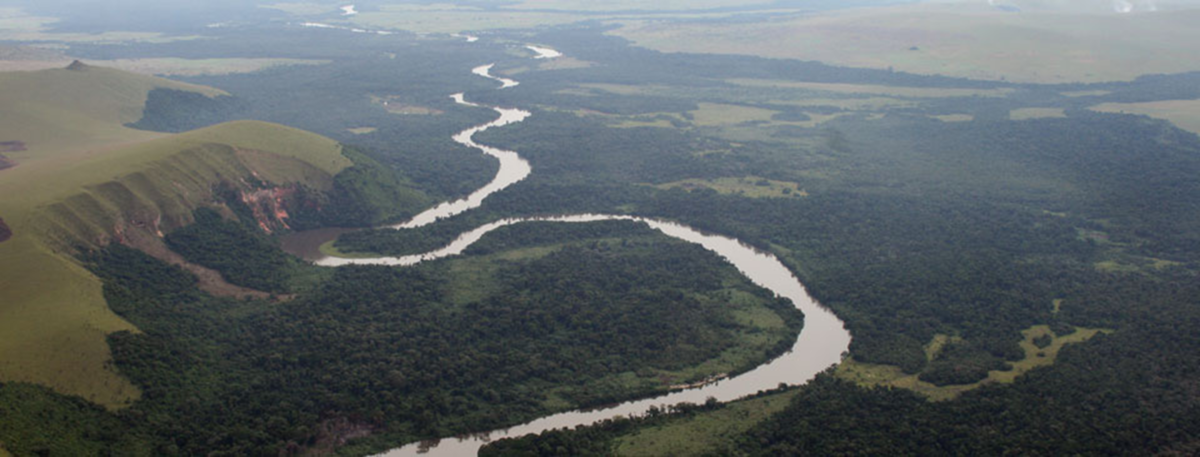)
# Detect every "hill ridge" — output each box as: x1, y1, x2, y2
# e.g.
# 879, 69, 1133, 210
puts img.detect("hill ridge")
0, 98, 347, 407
